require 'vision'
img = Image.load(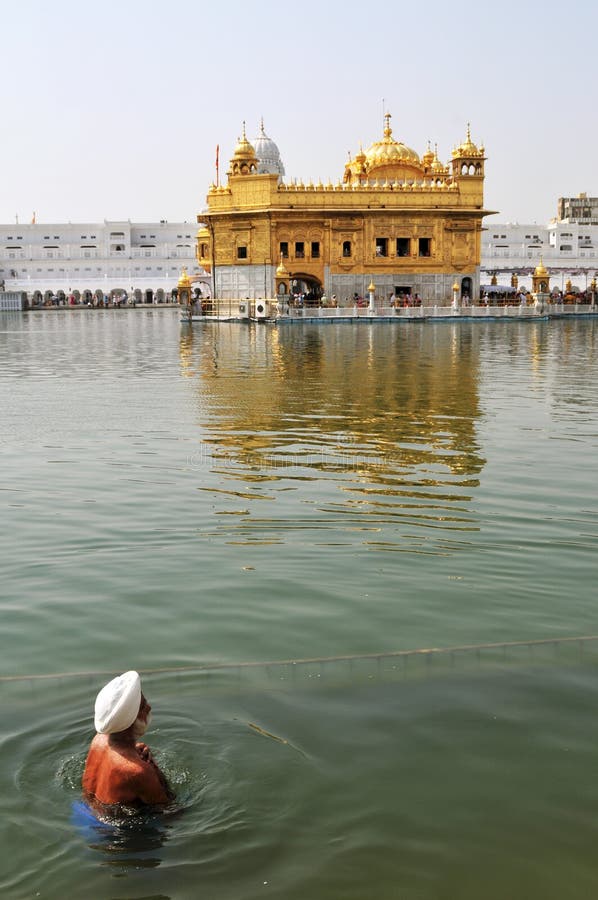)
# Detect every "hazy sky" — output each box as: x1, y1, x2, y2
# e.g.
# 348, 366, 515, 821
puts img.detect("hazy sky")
2, 0, 594, 226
